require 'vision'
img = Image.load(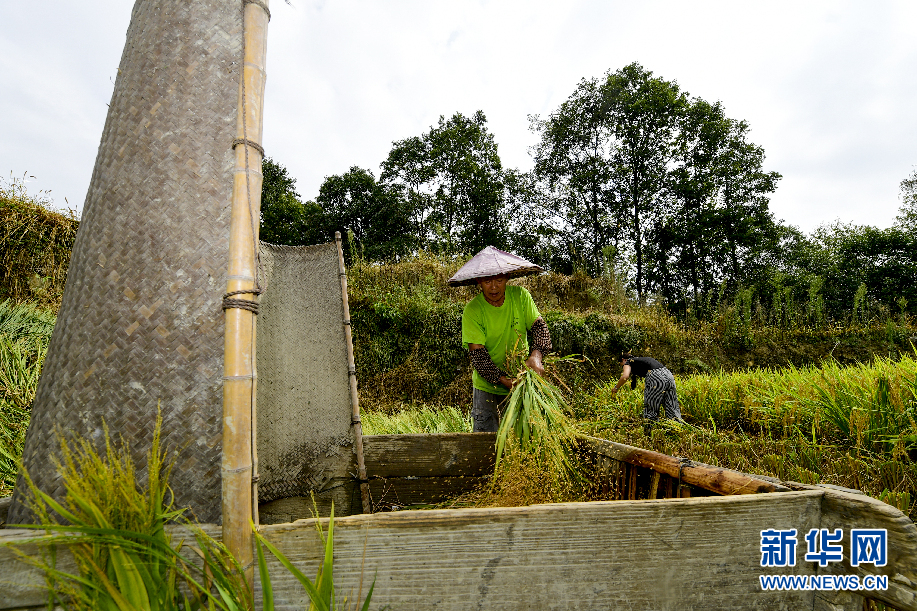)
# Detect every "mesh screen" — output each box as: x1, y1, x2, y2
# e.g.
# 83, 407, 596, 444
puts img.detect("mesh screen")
9, 0, 241, 524
256, 243, 356, 514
